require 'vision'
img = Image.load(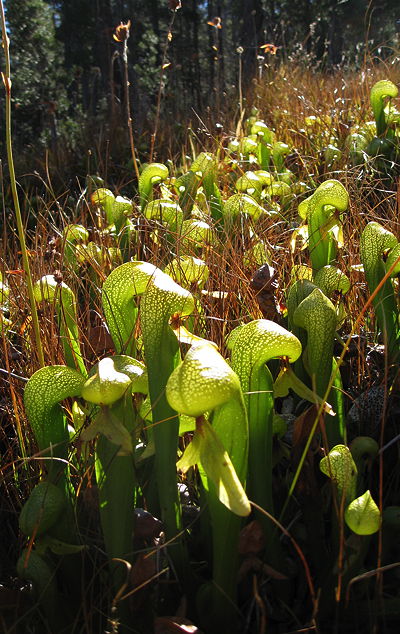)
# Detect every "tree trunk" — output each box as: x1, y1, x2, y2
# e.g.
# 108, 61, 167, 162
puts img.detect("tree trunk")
240, 0, 264, 81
